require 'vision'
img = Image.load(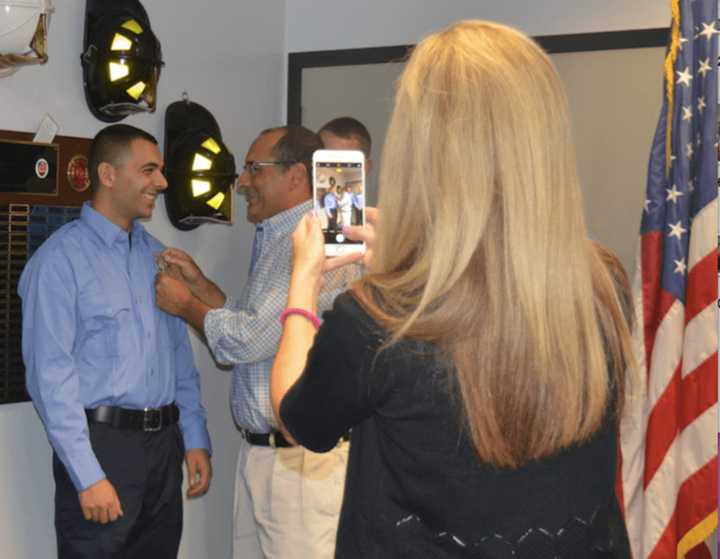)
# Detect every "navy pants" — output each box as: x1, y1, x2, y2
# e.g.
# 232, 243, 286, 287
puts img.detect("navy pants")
53, 422, 185, 559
